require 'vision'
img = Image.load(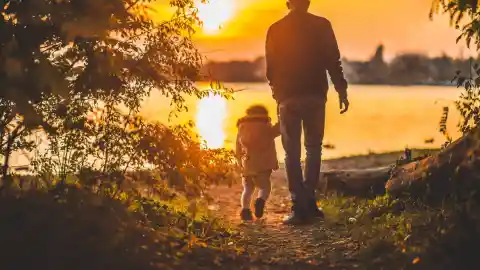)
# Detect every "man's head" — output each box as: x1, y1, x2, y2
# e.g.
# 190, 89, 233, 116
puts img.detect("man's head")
287, 0, 310, 12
